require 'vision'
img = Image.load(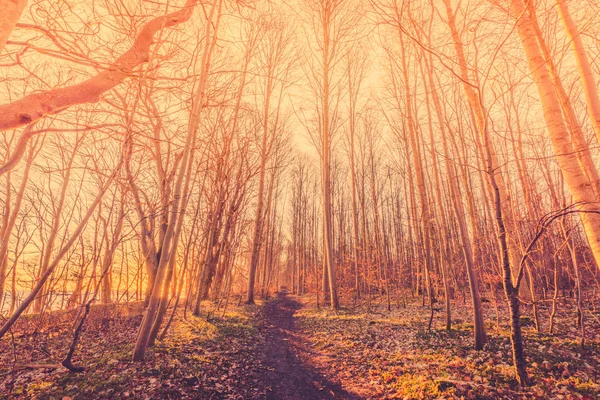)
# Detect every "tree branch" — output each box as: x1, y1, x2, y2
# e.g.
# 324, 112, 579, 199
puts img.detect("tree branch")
0, 0, 199, 131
